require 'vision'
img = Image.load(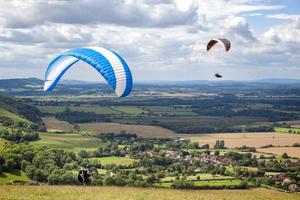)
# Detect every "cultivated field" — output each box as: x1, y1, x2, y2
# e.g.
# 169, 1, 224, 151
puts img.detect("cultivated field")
157, 179, 244, 188
257, 147, 300, 158
275, 127, 300, 134
38, 105, 121, 115
79, 122, 176, 138
160, 173, 234, 182
111, 106, 146, 114
91, 156, 138, 166
30, 133, 102, 152
0, 186, 299, 200
42, 117, 74, 132
183, 132, 300, 148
